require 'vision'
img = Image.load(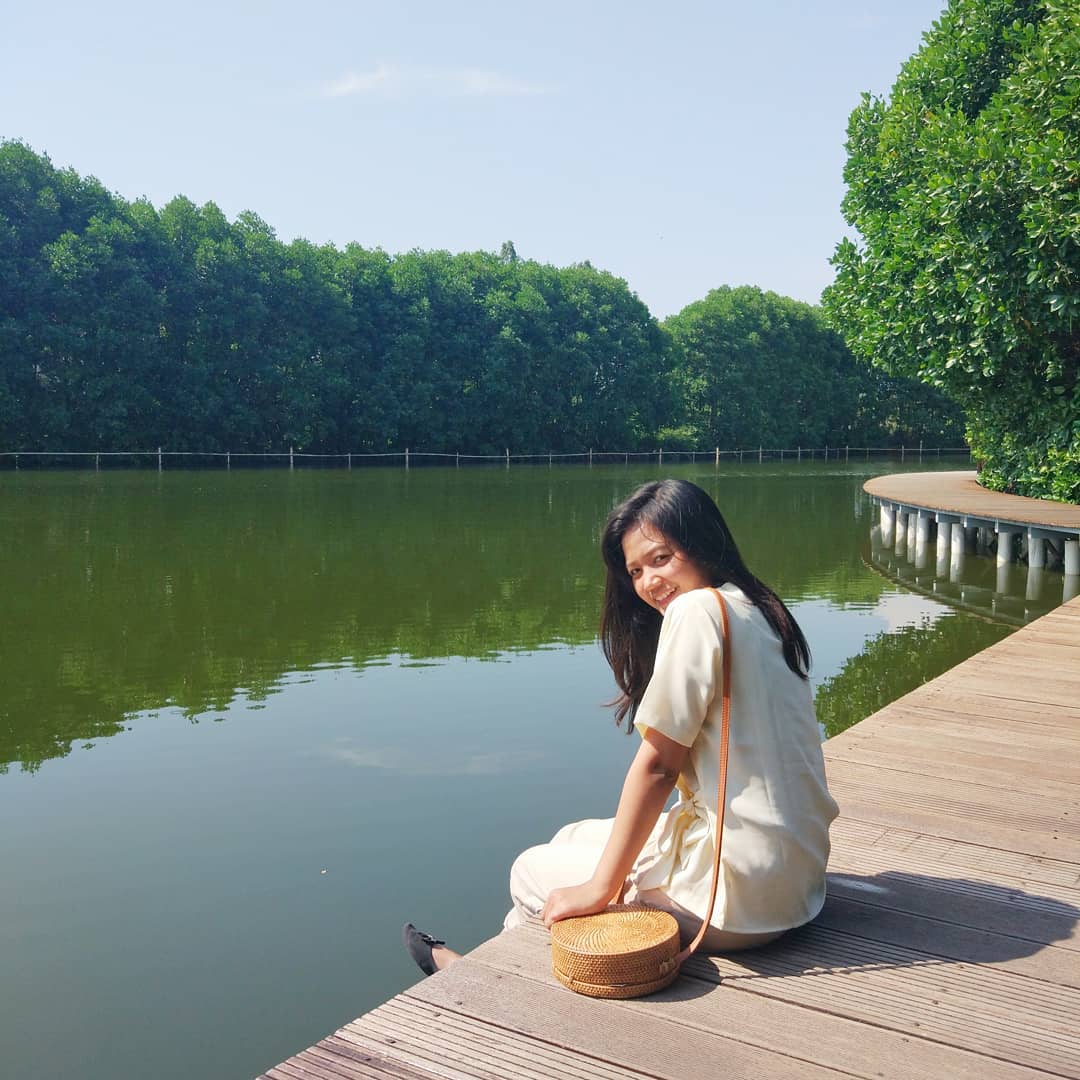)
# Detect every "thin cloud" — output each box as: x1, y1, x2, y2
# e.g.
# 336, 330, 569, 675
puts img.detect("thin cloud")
322, 63, 553, 100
